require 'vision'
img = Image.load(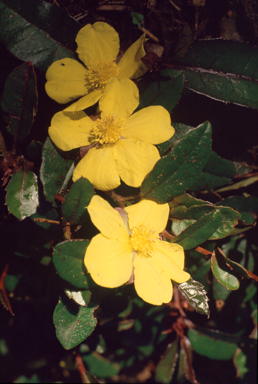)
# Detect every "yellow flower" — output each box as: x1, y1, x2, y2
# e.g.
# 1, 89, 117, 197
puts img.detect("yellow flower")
48, 77, 175, 191
85, 196, 190, 305
45, 22, 148, 110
